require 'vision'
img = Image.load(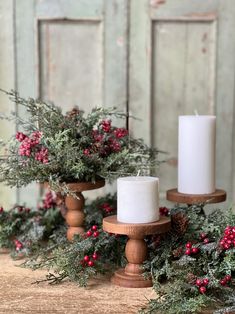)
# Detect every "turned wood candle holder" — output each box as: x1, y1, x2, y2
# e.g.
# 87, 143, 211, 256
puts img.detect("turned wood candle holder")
103, 215, 171, 288
166, 188, 226, 205
65, 180, 105, 241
